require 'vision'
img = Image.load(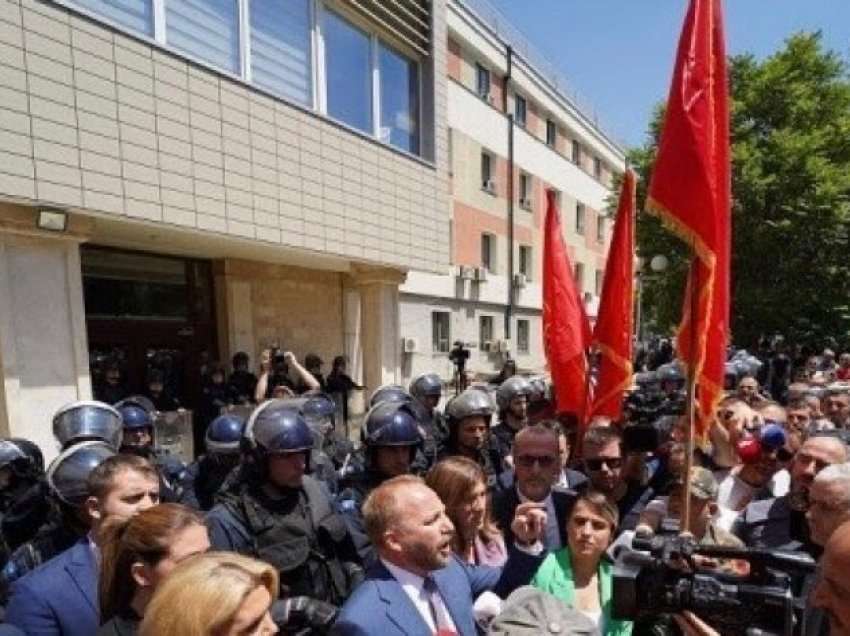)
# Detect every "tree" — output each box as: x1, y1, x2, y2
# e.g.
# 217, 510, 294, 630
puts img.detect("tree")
624, 32, 850, 348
